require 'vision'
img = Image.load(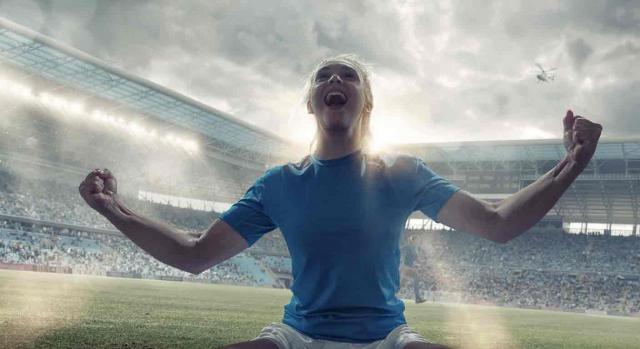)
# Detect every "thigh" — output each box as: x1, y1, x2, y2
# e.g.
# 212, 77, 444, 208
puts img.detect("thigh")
219, 338, 279, 349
